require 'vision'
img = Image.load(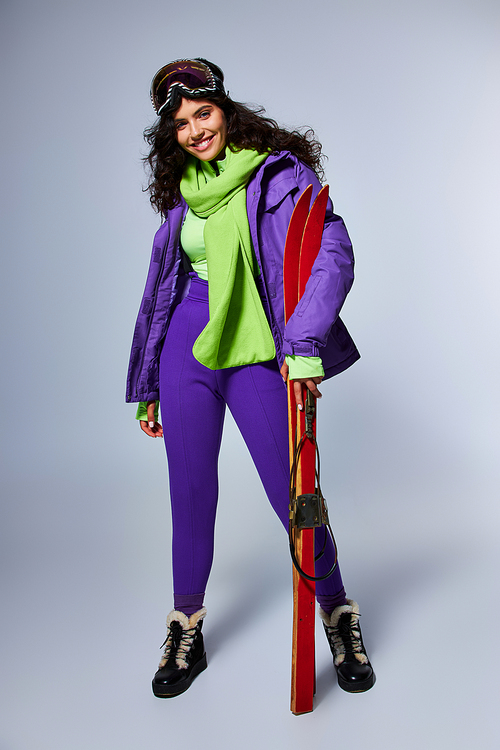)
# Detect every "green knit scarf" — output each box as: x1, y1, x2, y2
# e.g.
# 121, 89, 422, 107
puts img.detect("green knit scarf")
180, 148, 275, 369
